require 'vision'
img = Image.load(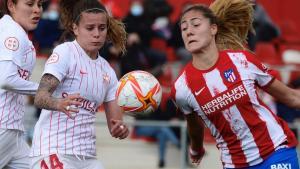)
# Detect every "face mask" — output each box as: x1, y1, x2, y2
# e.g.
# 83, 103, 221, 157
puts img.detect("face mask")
152, 17, 169, 30
48, 10, 59, 20
130, 4, 143, 16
